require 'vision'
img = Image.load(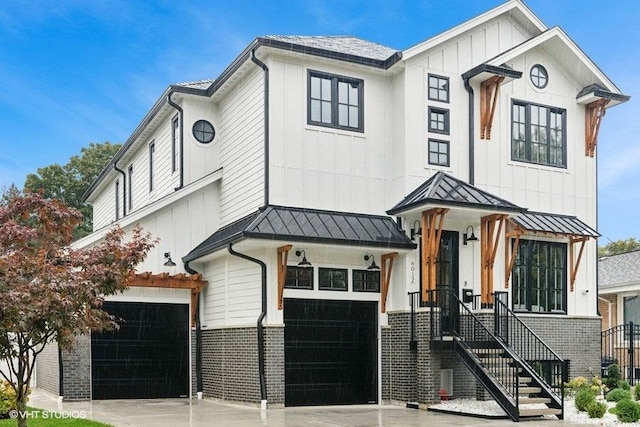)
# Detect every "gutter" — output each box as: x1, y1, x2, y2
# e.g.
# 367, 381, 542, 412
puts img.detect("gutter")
463, 76, 475, 185
184, 260, 203, 398
227, 243, 268, 406
113, 162, 127, 217
167, 92, 185, 190
250, 49, 270, 207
